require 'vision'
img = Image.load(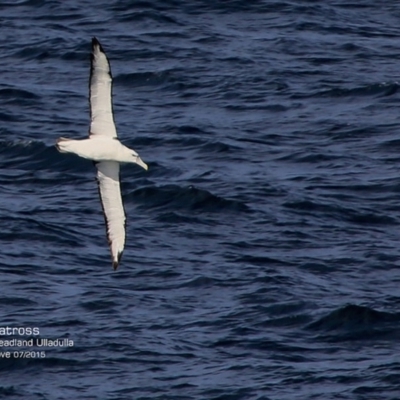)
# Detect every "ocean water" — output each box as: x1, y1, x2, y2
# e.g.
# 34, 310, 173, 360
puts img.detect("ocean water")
1, 1, 400, 399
